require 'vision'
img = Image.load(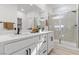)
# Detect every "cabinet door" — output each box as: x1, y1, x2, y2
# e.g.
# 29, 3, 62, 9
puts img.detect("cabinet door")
5, 36, 39, 55
36, 41, 47, 55
39, 46, 47, 55
39, 34, 47, 49
0, 45, 4, 55
48, 33, 54, 53
36, 34, 47, 55
33, 36, 39, 43
12, 44, 37, 55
